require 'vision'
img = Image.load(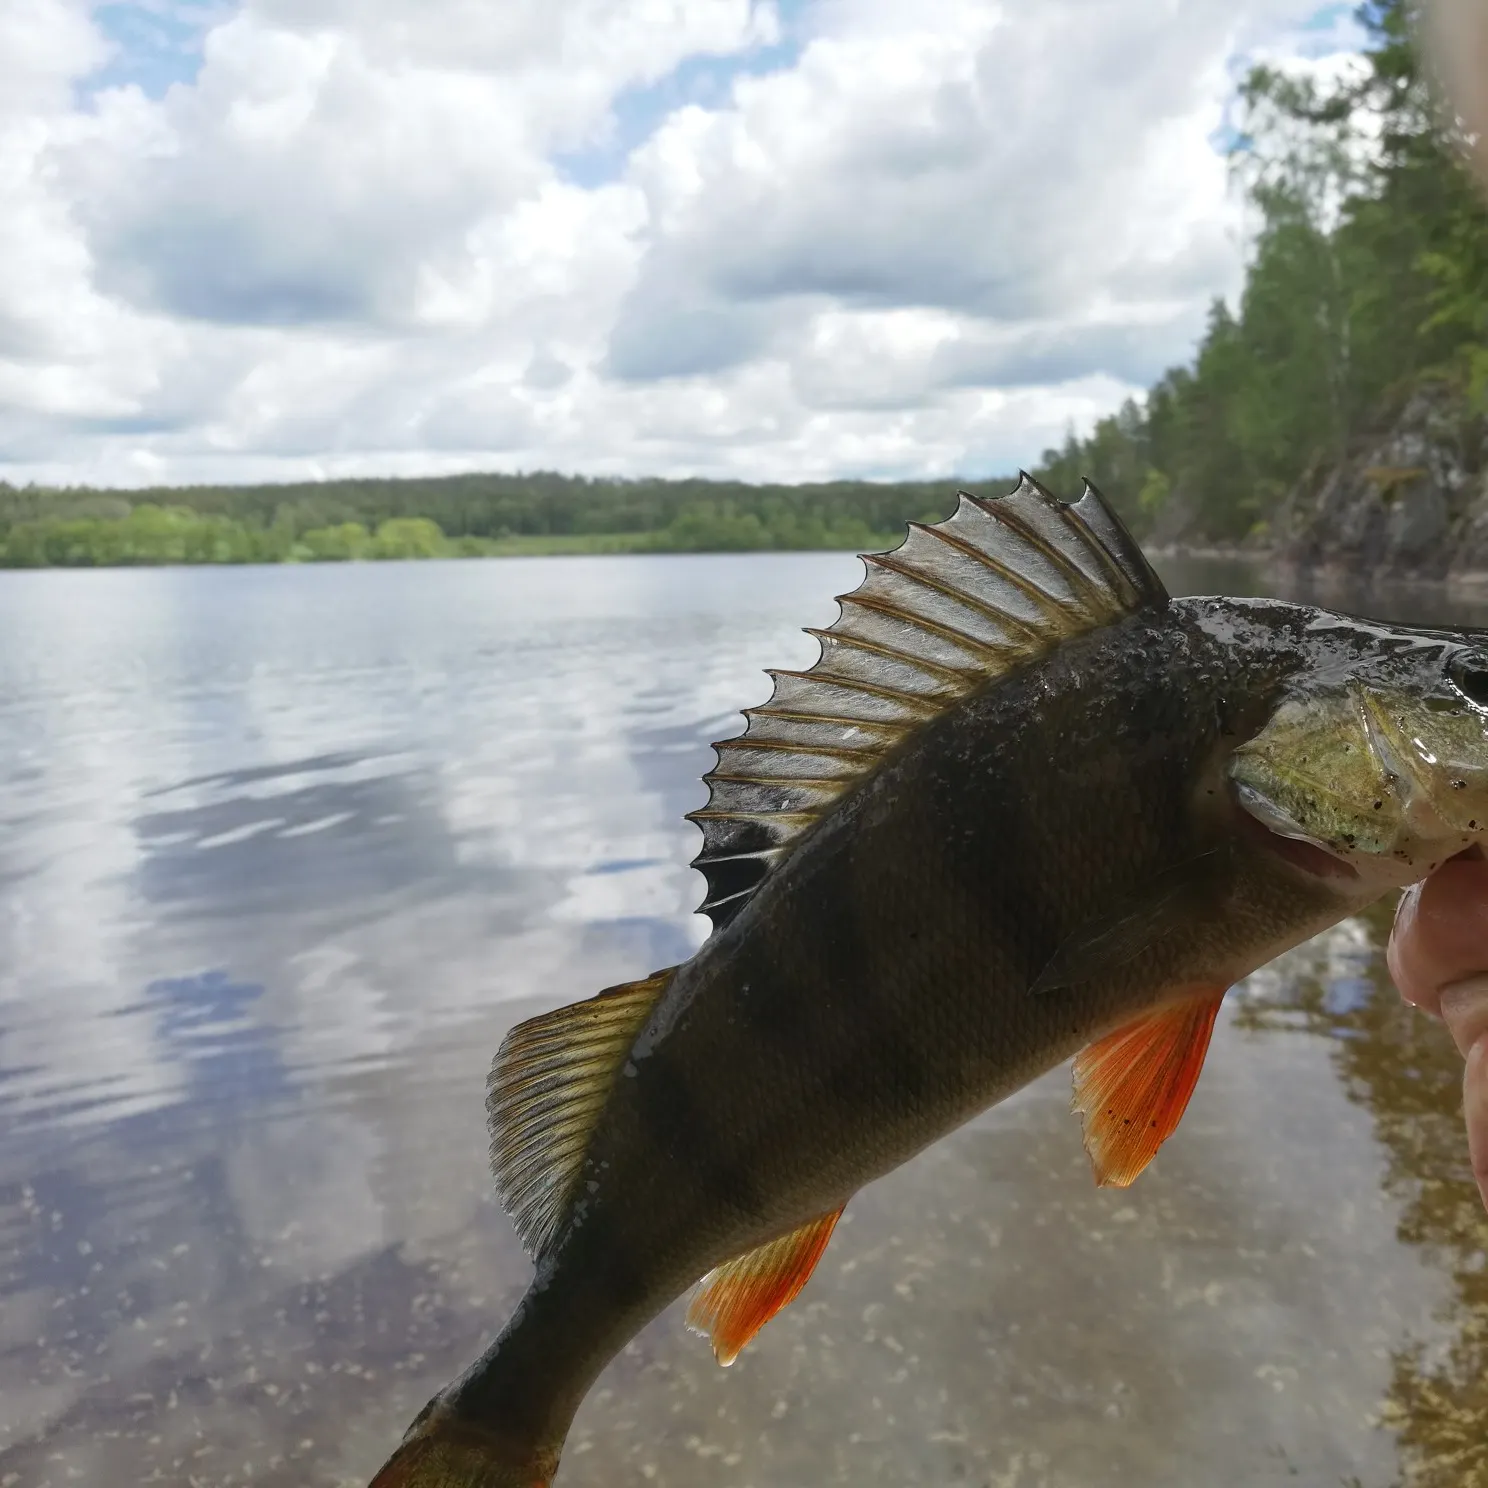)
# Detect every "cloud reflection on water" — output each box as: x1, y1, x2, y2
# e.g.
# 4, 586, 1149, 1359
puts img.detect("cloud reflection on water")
0, 554, 858, 1482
